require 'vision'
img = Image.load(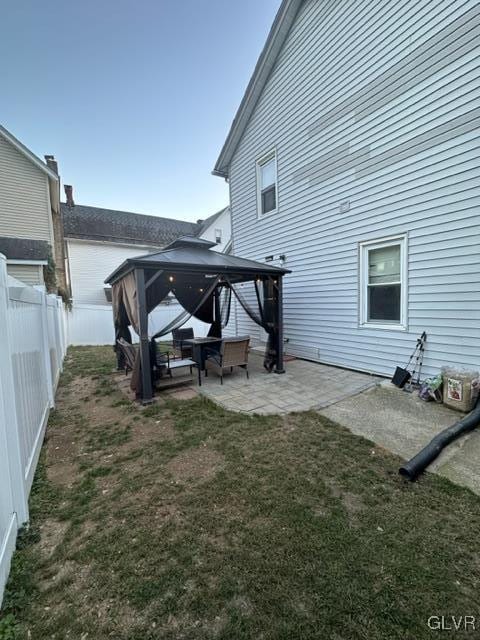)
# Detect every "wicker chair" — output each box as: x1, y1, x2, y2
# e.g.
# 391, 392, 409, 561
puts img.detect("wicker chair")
117, 338, 138, 375
205, 336, 250, 384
